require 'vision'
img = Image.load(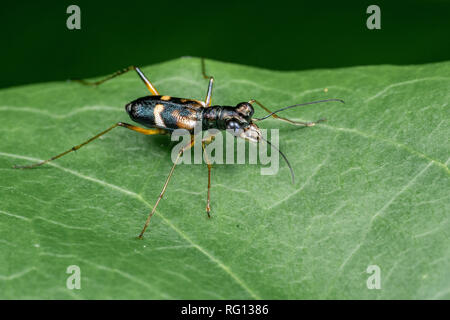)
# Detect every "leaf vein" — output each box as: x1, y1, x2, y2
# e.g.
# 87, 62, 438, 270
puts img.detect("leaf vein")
0, 151, 261, 300
365, 77, 450, 102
